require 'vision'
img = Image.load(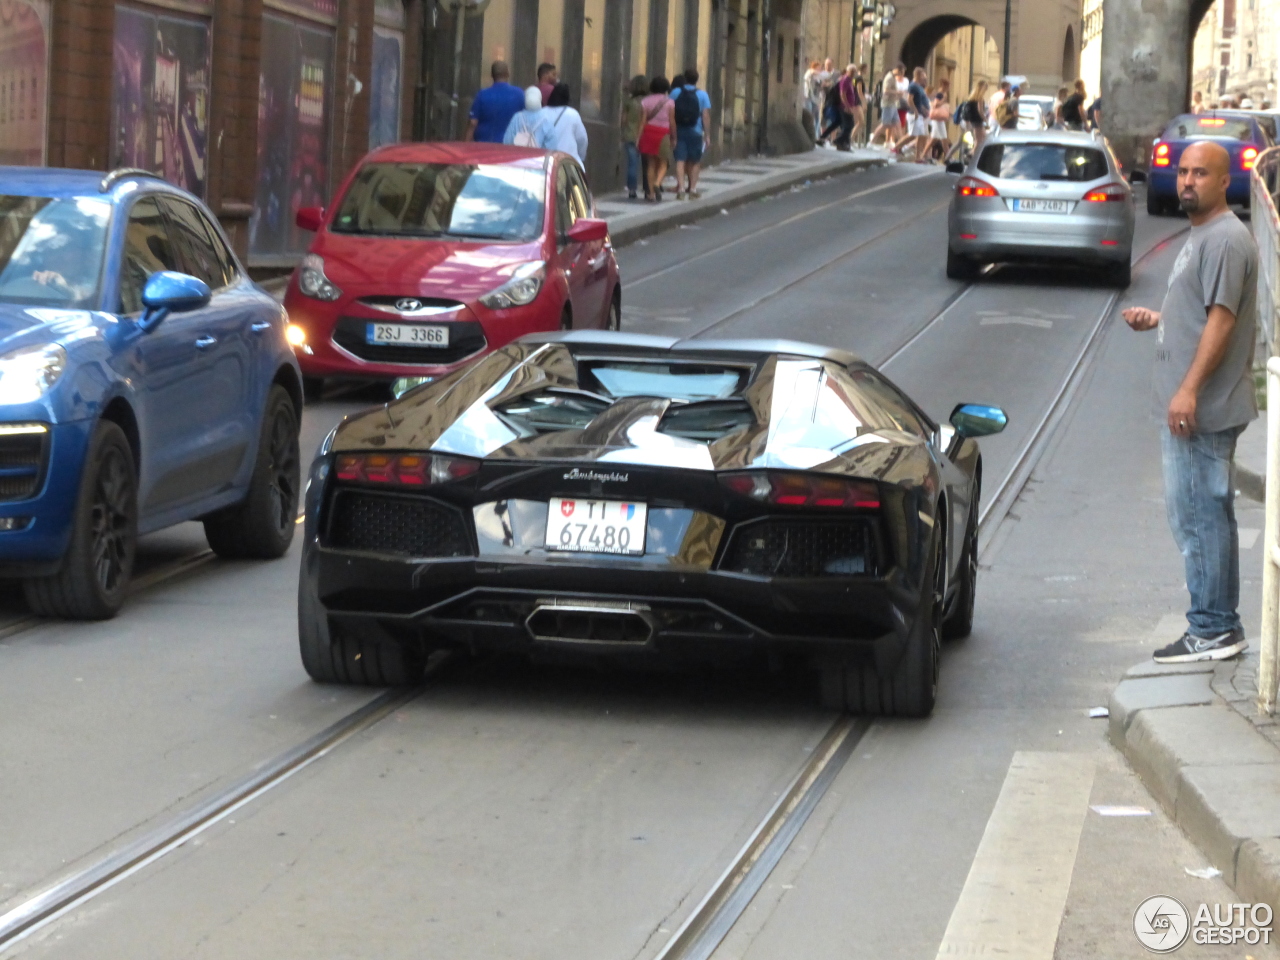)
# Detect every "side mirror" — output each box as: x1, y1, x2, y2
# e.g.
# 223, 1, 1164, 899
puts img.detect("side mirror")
1128, 169, 1147, 183
138, 271, 211, 333
296, 206, 325, 232
565, 217, 609, 244
950, 403, 1008, 439
945, 161, 965, 175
